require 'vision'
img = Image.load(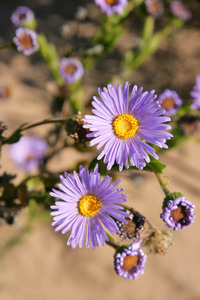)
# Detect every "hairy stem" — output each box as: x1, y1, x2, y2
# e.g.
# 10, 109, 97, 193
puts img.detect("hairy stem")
154, 172, 170, 196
